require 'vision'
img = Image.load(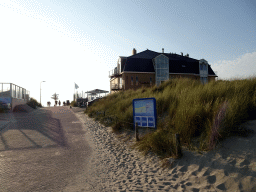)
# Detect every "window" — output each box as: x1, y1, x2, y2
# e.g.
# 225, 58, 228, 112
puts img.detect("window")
154, 55, 169, 86
150, 77, 152, 85
131, 76, 133, 85
200, 64, 207, 71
